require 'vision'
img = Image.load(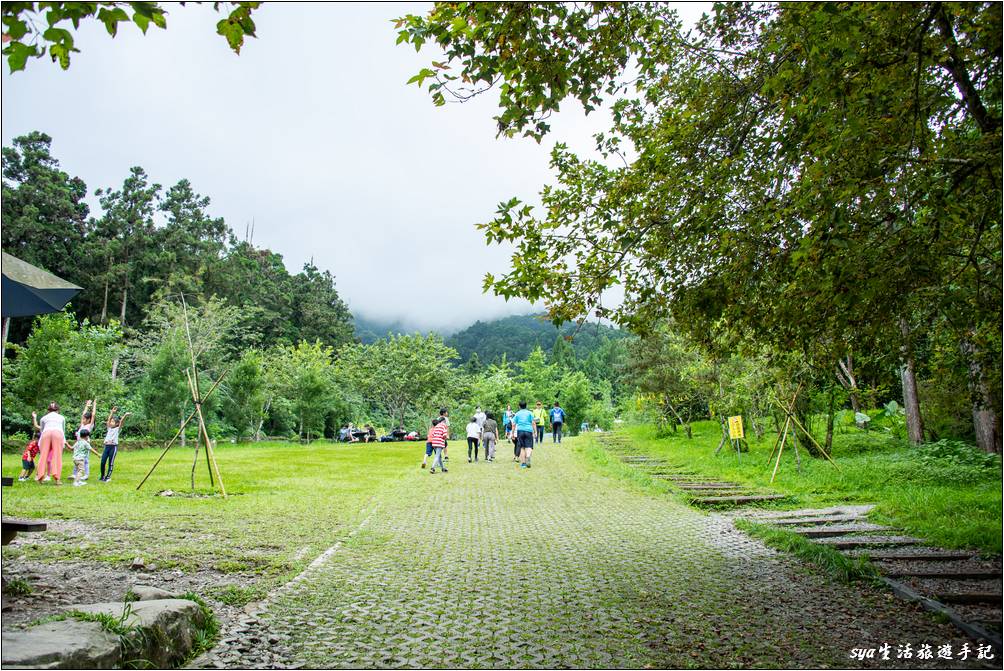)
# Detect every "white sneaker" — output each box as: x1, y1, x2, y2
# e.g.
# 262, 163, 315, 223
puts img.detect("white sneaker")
43, 476, 51, 482
18, 476, 26, 481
